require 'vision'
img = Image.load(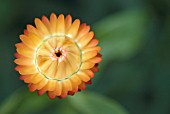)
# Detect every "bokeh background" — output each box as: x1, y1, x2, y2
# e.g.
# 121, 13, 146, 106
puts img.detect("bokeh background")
0, 0, 170, 114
